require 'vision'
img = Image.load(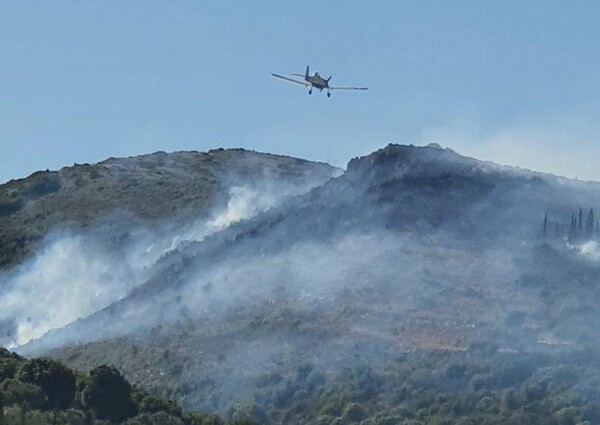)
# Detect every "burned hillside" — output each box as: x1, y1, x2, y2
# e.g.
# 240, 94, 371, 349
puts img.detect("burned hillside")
6, 144, 600, 423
